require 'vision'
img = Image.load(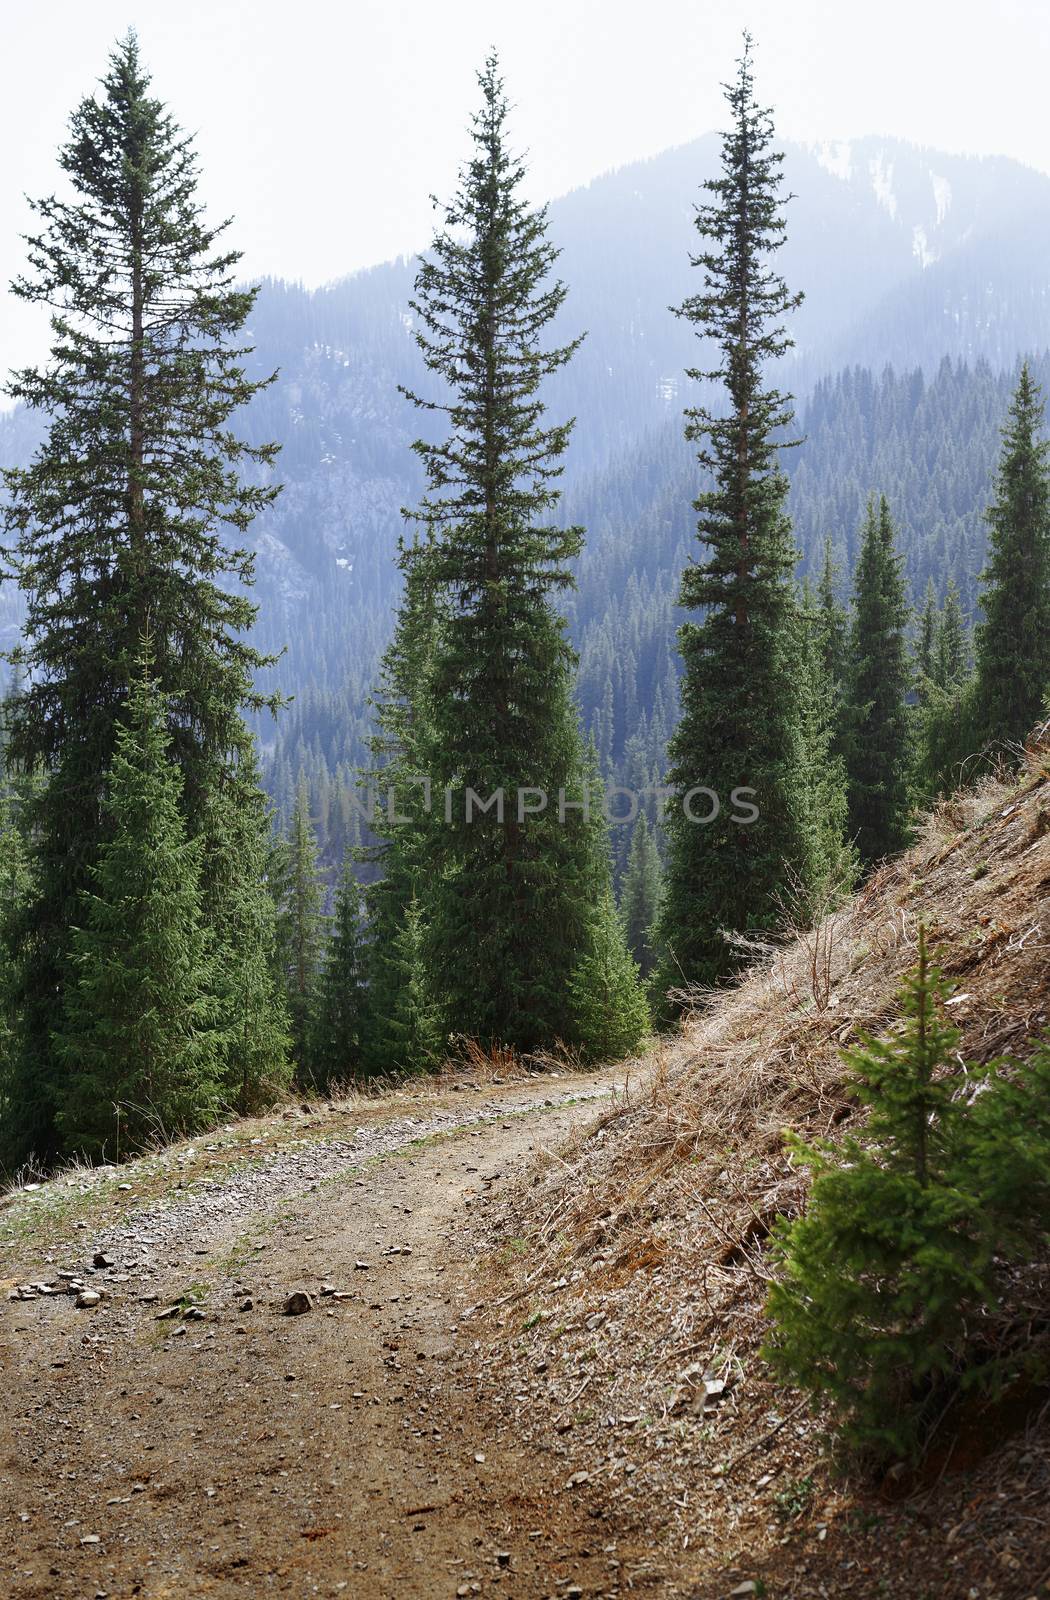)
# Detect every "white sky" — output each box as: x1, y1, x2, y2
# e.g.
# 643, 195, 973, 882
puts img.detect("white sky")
2, 0, 1050, 386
